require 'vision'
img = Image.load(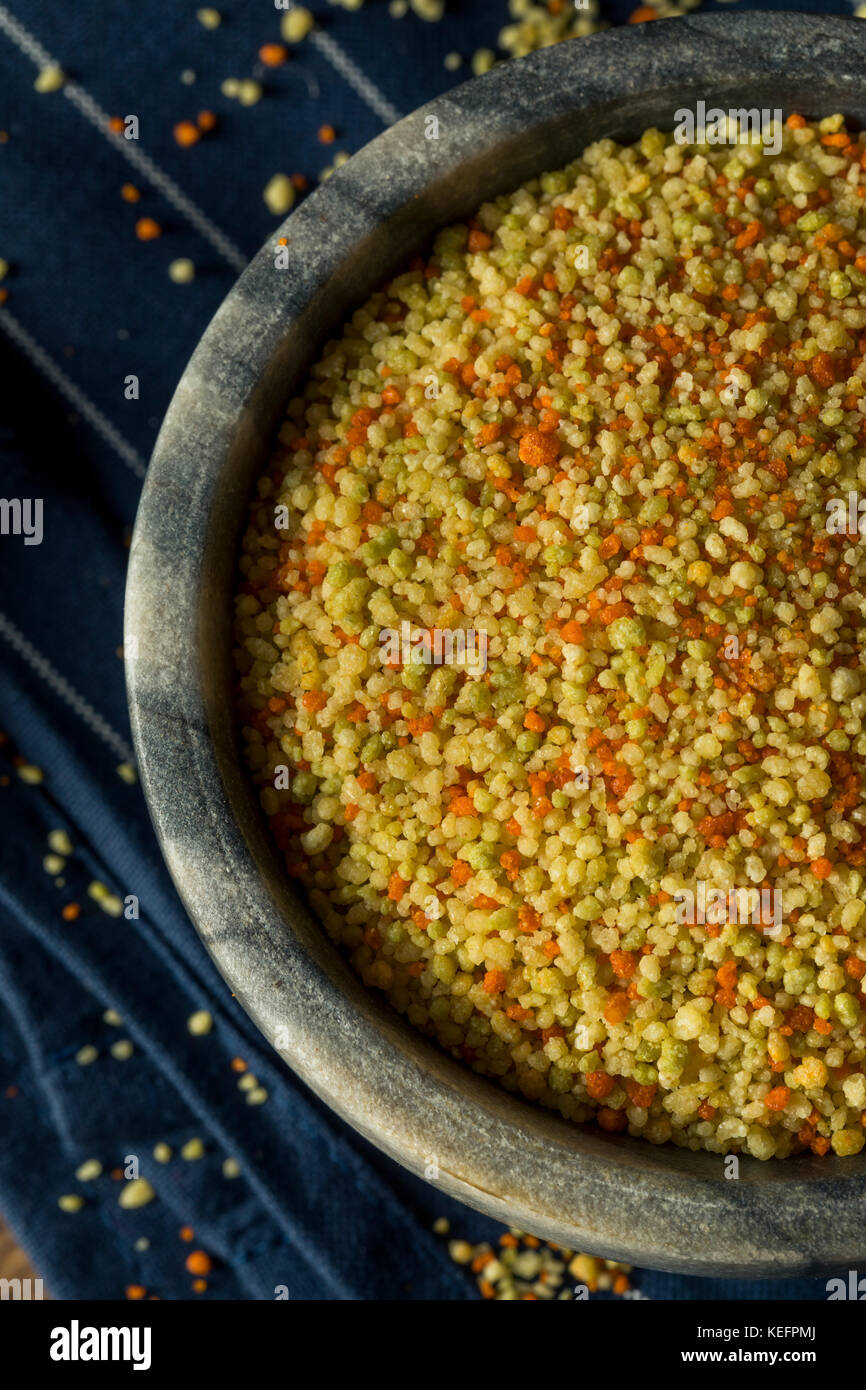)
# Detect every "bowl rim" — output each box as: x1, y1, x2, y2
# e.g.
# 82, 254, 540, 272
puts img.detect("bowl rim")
126, 10, 866, 1278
